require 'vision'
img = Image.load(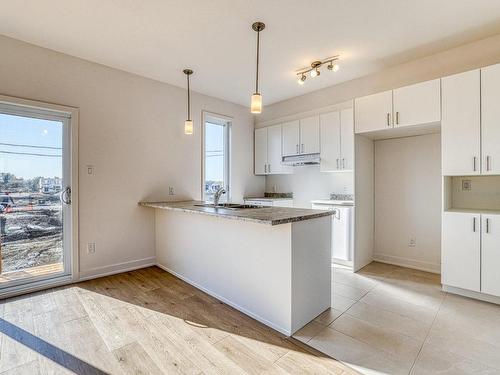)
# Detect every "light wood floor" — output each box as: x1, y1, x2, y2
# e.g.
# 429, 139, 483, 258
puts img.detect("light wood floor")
0, 262, 64, 284
0, 266, 357, 374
